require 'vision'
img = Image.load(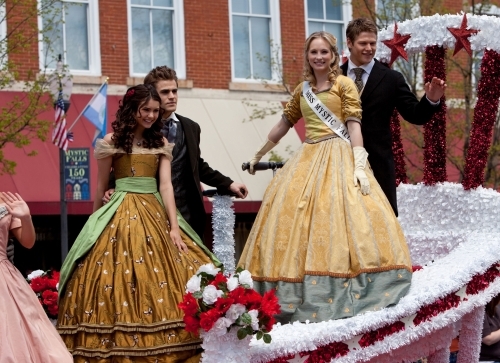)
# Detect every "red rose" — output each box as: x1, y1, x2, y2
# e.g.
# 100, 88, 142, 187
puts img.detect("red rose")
214, 297, 234, 314
42, 290, 58, 307
47, 304, 59, 317
178, 293, 199, 316
199, 309, 222, 332
183, 315, 201, 334
210, 273, 228, 288
30, 277, 47, 293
